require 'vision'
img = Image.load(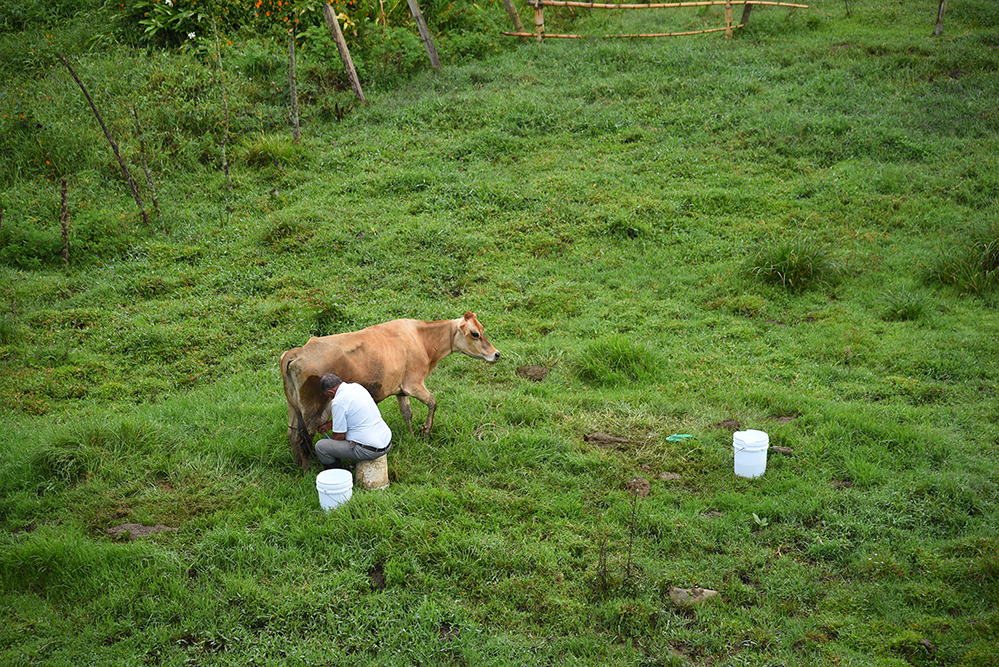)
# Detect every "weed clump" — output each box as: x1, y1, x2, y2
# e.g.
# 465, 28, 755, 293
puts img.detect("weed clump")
926, 221, 999, 296
882, 287, 930, 322
745, 234, 840, 293
576, 335, 662, 386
